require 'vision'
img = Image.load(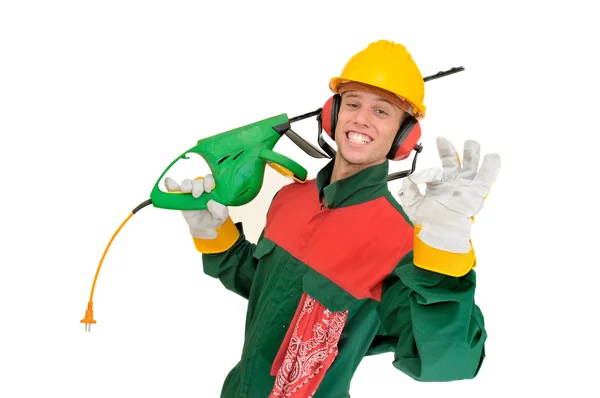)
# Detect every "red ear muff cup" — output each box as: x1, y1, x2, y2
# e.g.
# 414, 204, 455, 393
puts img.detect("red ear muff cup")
321, 96, 334, 138
389, 118, 421, 161
321, 95, 341, 139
